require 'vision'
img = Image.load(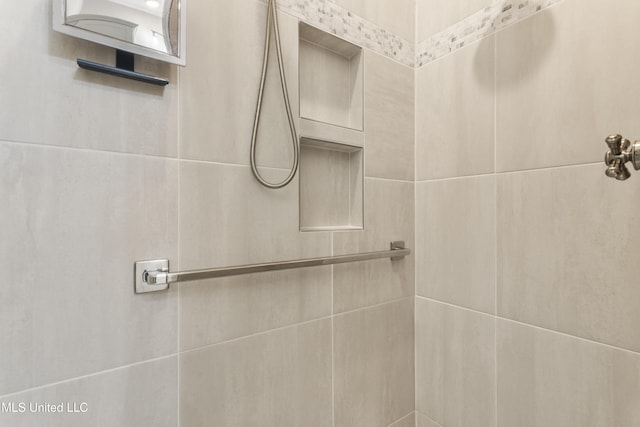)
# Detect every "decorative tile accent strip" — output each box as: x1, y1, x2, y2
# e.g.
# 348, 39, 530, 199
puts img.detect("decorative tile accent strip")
264, 0, 415, 67
416, 0, 564, 67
